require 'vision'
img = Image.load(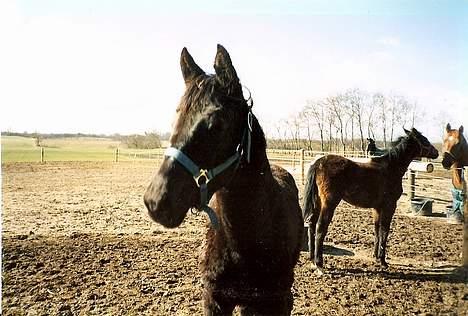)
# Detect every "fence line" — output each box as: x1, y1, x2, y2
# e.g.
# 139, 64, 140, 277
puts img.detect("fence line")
19, 146, 463, 208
